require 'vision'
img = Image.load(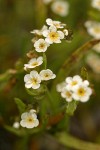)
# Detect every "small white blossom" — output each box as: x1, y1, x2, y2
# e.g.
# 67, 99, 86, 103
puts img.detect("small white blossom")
61, 87, 73, 102
34, 39, 50, 52
24, 56, 43, 70
56, 81, 66, 92
43, 0, 53, 5
20, 110, 39, 129
24, 70, 41, 89
30, 109, 36, 113
65, 75, 83, 90
57, 75, 92, 103
30, 25, 48, 36
63, 29, 69, 36
91, 0, 100, 10
40, 69, 56, 81
93, 43, 100, 53
85, 21, 100, 39
72, 83, 92, 102
43, 25, 64, 44
13, 122, 20, 129
46, 18, 66, 29
51, 1, 69, 17
86, 53, 100, 74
